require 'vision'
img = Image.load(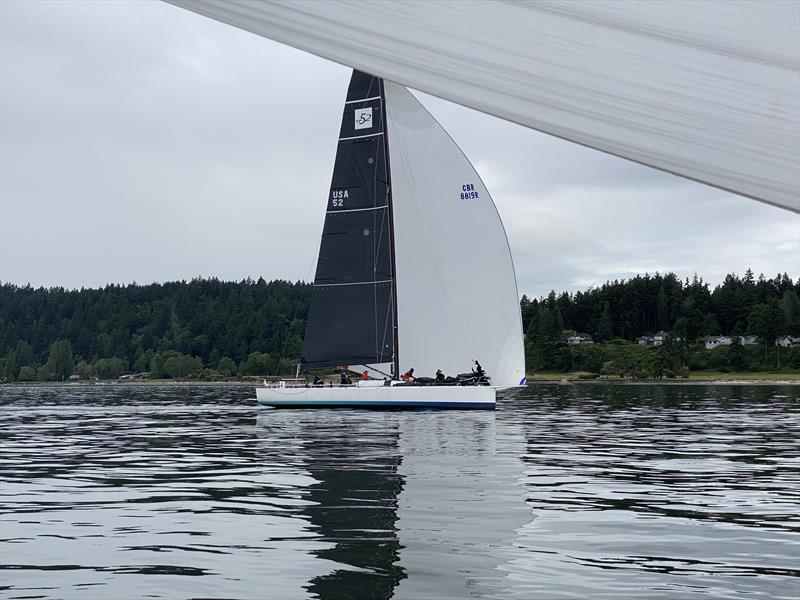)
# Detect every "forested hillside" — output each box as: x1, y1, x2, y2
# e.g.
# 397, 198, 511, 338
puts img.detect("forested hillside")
521, 270, 799, 340
1, 270, 798, 381
0, 278, 310, 381
521, 270, 800, 374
